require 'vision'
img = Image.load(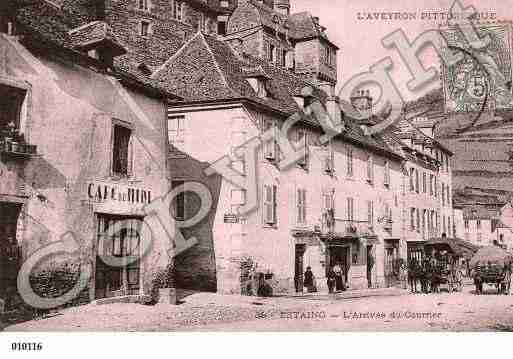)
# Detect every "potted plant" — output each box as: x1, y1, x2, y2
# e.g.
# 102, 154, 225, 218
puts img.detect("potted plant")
154, 263, 176, 305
